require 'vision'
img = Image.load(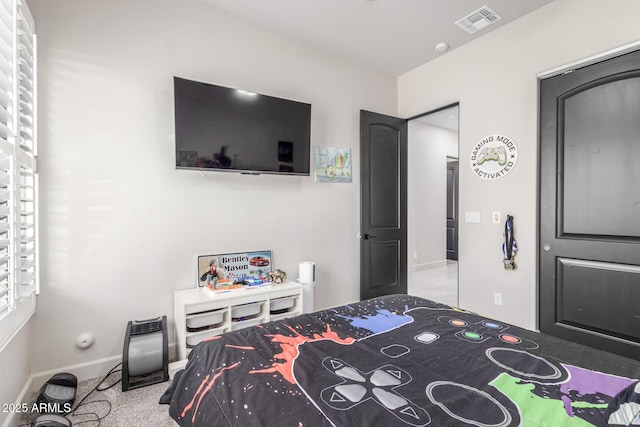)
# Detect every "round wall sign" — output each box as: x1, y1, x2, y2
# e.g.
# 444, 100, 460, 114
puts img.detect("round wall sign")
469, 134, 518, 180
